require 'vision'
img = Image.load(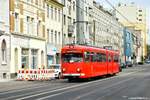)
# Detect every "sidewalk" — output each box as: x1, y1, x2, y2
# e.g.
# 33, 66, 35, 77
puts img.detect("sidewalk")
0, 79, 15, 83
